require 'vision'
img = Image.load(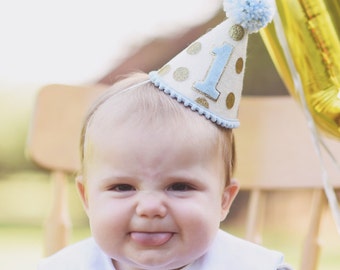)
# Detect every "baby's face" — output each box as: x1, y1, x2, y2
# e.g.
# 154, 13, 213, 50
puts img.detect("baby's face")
78, 121, 238, 270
